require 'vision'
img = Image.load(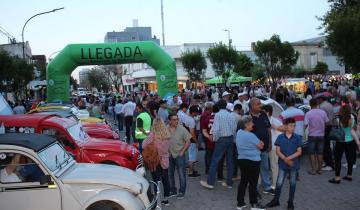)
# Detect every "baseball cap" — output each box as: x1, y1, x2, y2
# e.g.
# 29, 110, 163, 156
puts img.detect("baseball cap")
226, 103, 234, 111
238, 92, 247, 97
222, 91, 231, 97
